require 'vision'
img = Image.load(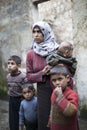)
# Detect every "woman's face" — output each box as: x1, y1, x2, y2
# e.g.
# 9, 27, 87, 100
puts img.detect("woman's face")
33, 27, 44, 43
